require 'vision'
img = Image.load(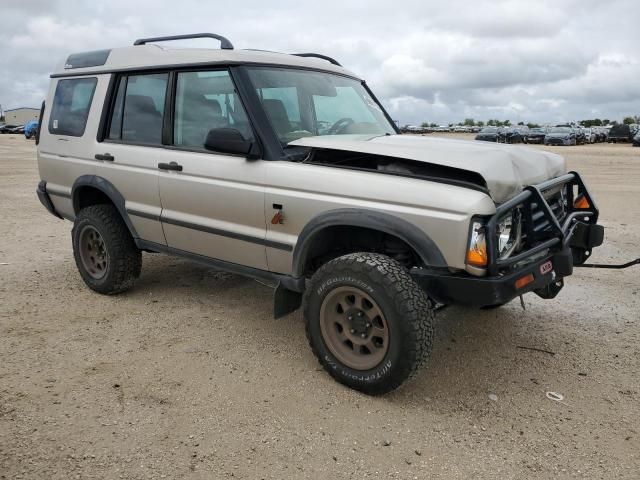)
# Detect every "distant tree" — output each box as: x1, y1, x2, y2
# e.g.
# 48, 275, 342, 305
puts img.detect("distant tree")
503, 120, 511, 127
623, 116, 635, 125
580, 119, 604, 127
420, 122, 430, 128
527, 122, 540, 129
477, 120, 485, 127
487, 119, 496, 126
430, 123, 438, 128
517, 121, 524, 126
463, 118, 475, 126
602, 119, 610, 125
0, 115, 5, 122
611, 120, 619, 126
